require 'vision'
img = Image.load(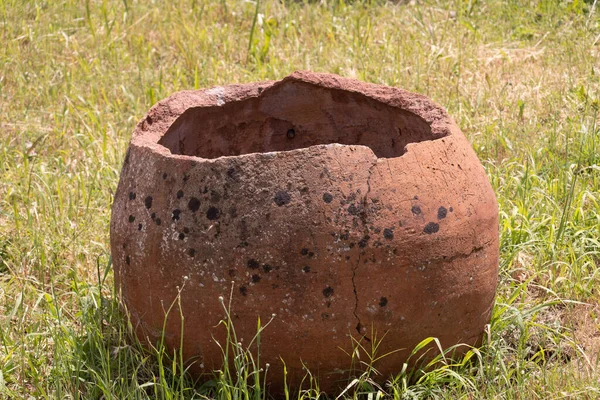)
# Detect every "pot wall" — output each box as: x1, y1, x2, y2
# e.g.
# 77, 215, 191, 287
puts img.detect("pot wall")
110, 71, 499, 394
